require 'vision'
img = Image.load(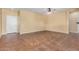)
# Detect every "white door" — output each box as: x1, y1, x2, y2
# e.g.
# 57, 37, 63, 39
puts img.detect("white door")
77, 17, 79, 33
77, 24, 79, 33
6, 16, 18, 33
